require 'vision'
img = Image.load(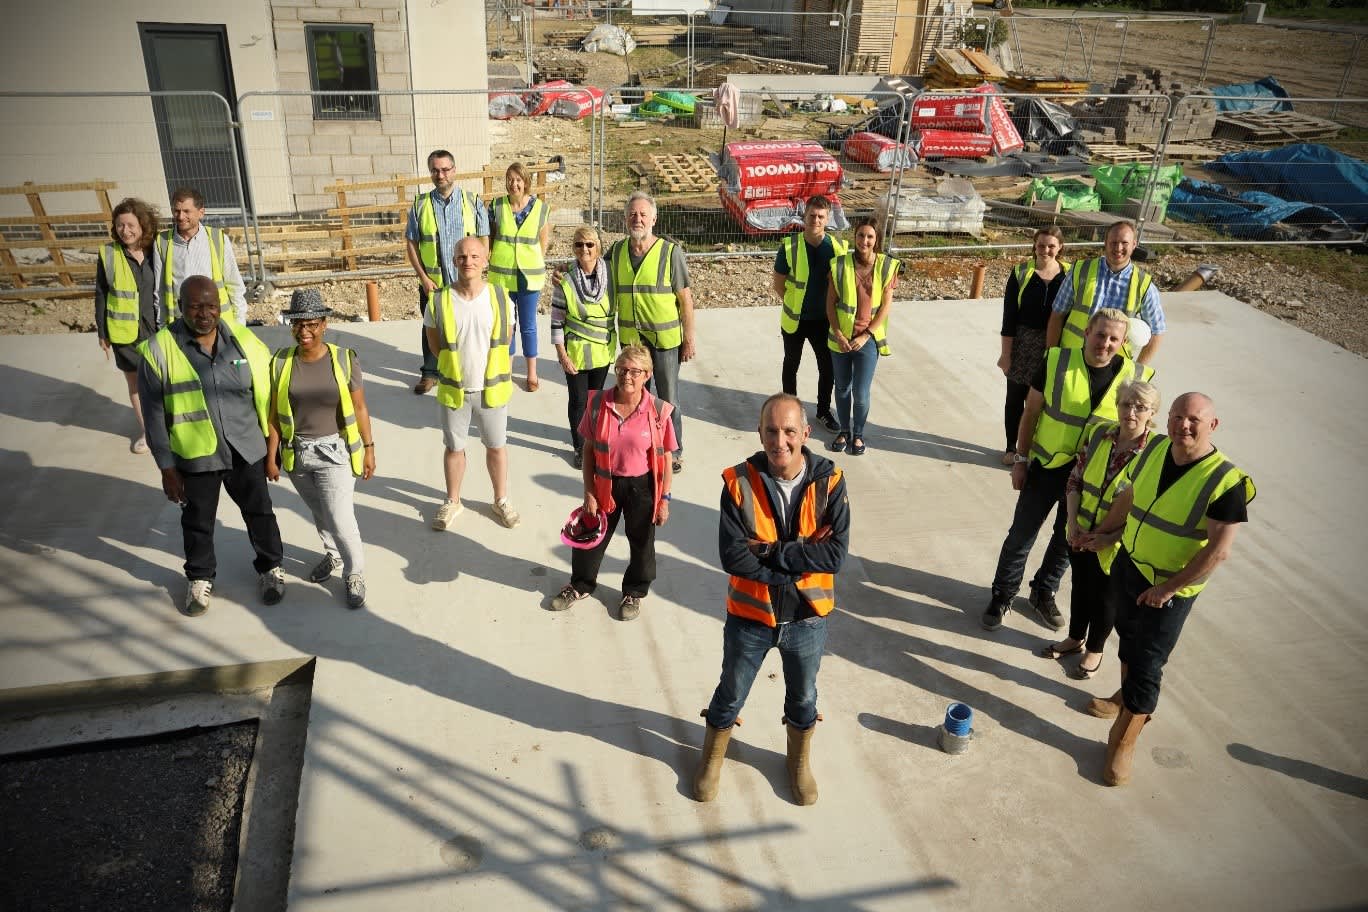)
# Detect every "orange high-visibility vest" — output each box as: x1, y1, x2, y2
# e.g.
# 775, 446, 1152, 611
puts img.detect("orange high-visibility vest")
722, 460, 841, 627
